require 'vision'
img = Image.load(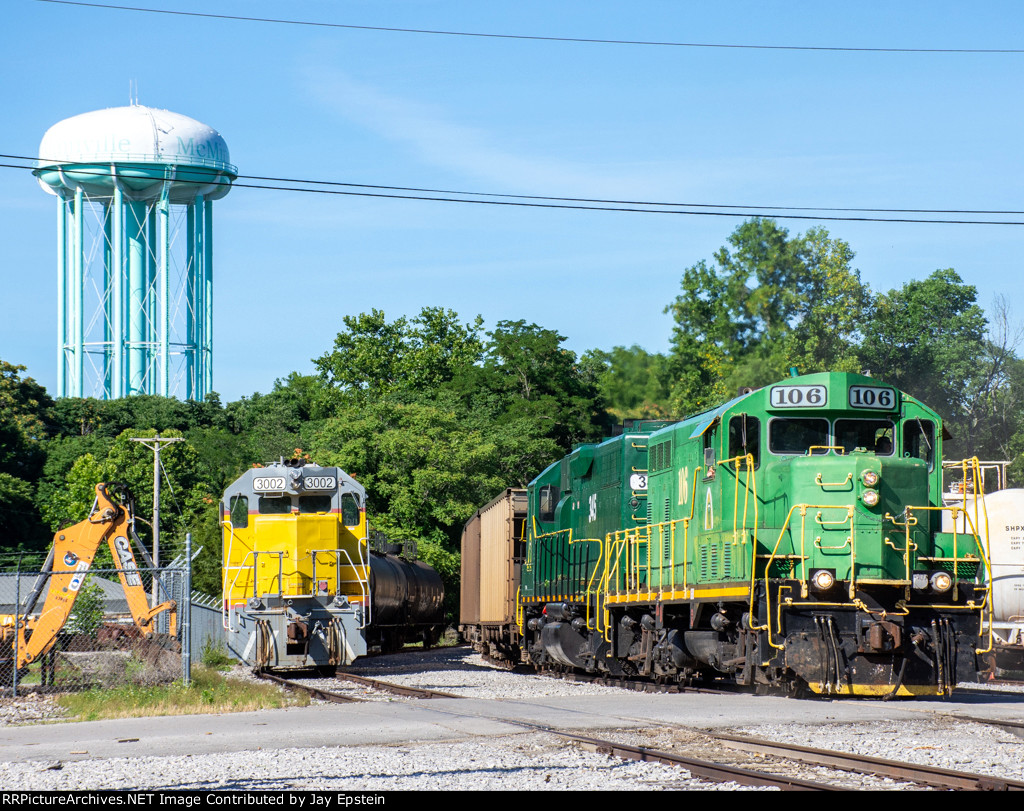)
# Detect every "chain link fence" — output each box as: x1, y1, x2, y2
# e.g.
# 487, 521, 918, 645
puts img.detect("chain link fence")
0, 562, 192, 696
